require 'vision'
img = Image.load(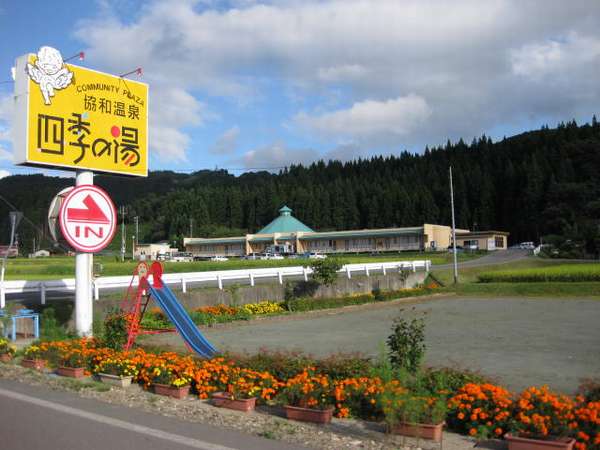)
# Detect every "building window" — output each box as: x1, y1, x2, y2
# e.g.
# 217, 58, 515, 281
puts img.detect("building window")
495, 236, 504, 248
